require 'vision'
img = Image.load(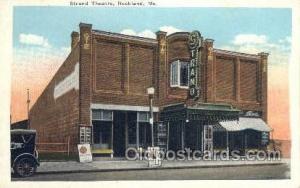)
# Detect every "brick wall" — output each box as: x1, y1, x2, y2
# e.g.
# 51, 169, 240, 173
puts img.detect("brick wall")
129, 45, 154, 95
91, 31, 158, 106
212, 56, 261, 108
164, 33, 190, 105
94, 41, 123, 93
206, 48, 267, 120
29, 44, 80, 152
215, 57, 235, 100
240, 60, 258, 102
89, 30, 268, 120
